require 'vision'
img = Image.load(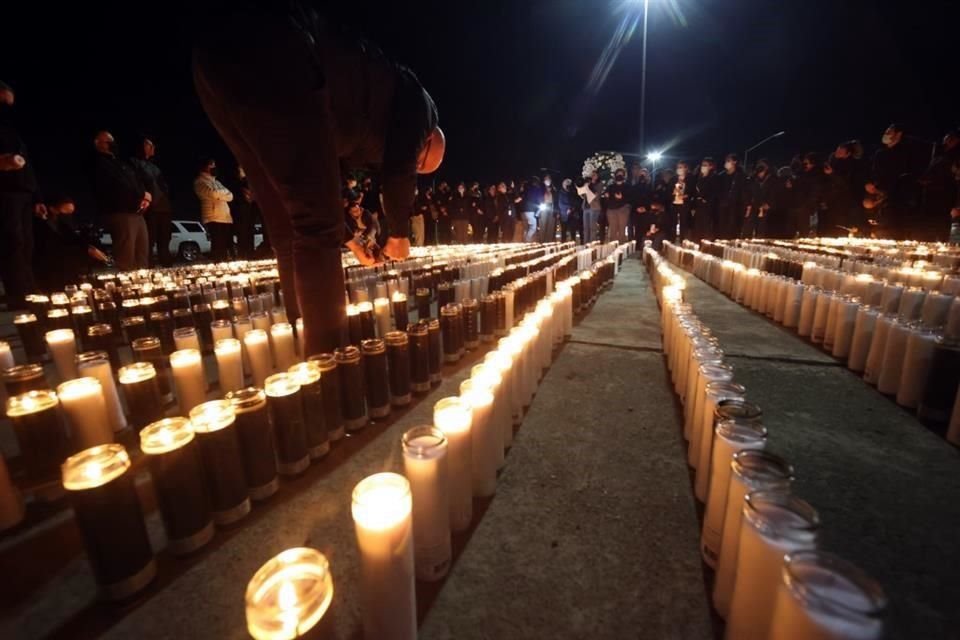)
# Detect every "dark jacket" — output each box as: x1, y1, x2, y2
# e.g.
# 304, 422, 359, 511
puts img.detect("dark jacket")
558, 187, 581, 222
343, 207, 378, 244
449, 191, 474, 220
413, 191, 431, 217
92, 152, 146, 217
605, 180, 631, 210
718, 168, 746, 211
630, 180, 652, 211
33, 214, 94, 288
871, 140, 926, 207
129, 157, 173, 213
0, 122, 39, 195
434, 187, 451, 217
523, 183, 545, 212
694, 172, 722, 209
